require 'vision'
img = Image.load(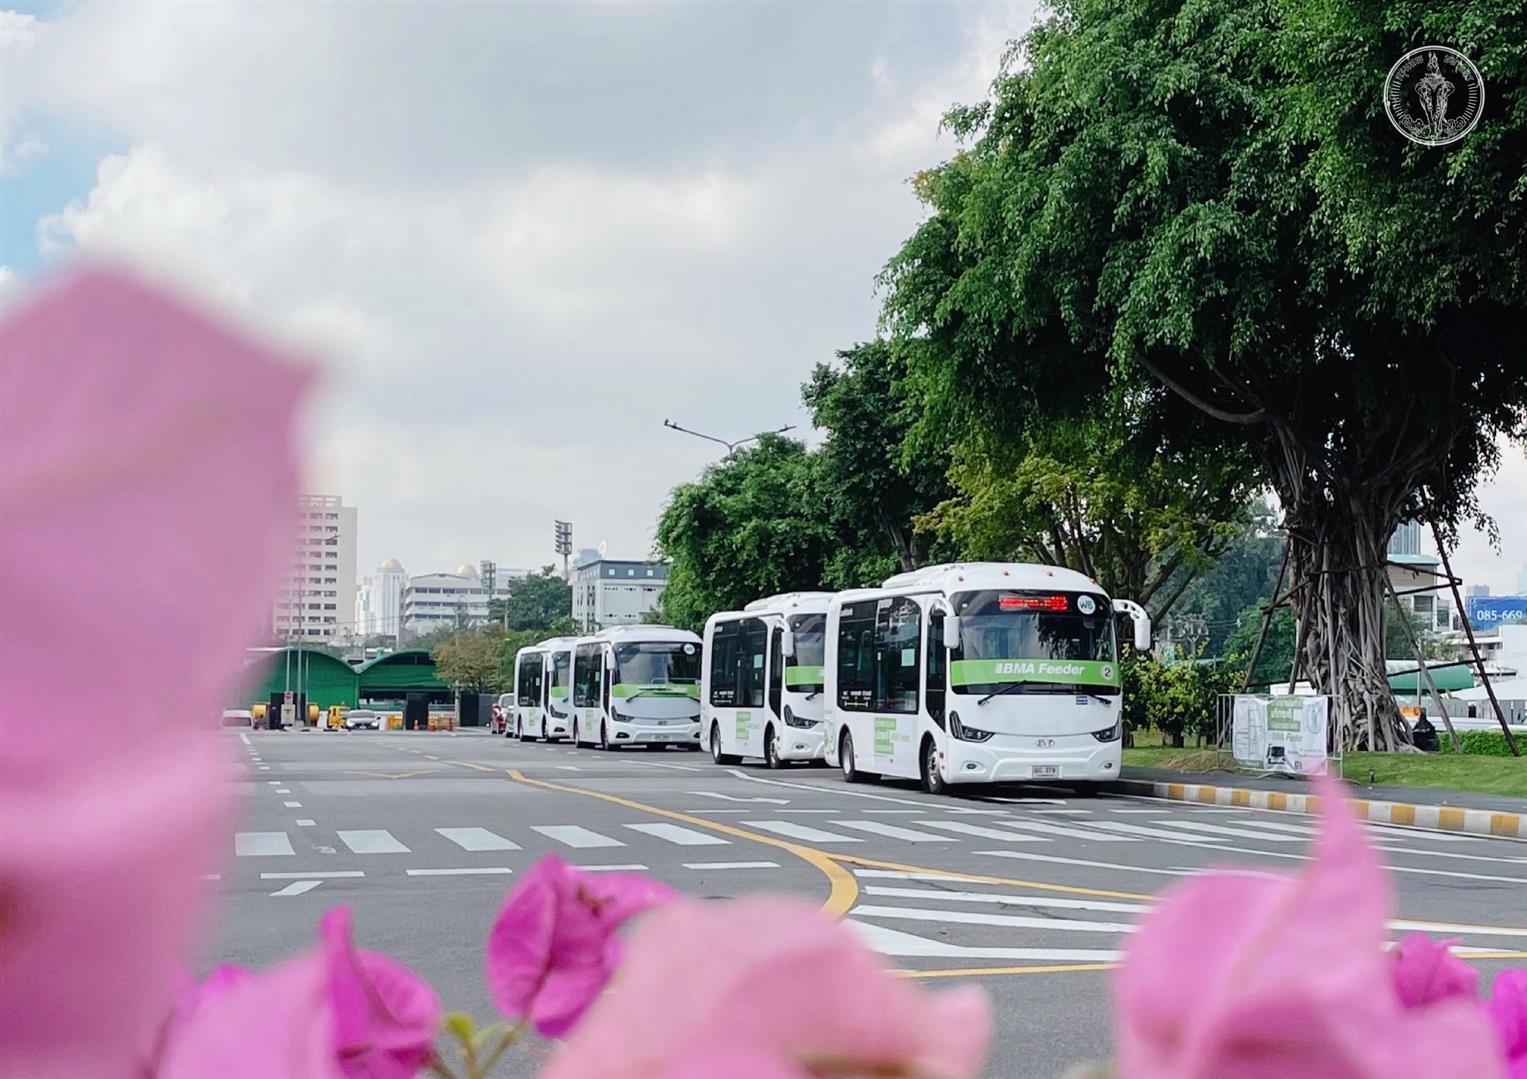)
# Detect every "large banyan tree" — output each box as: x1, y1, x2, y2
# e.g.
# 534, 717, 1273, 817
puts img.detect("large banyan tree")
881, 0, 1526, 748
